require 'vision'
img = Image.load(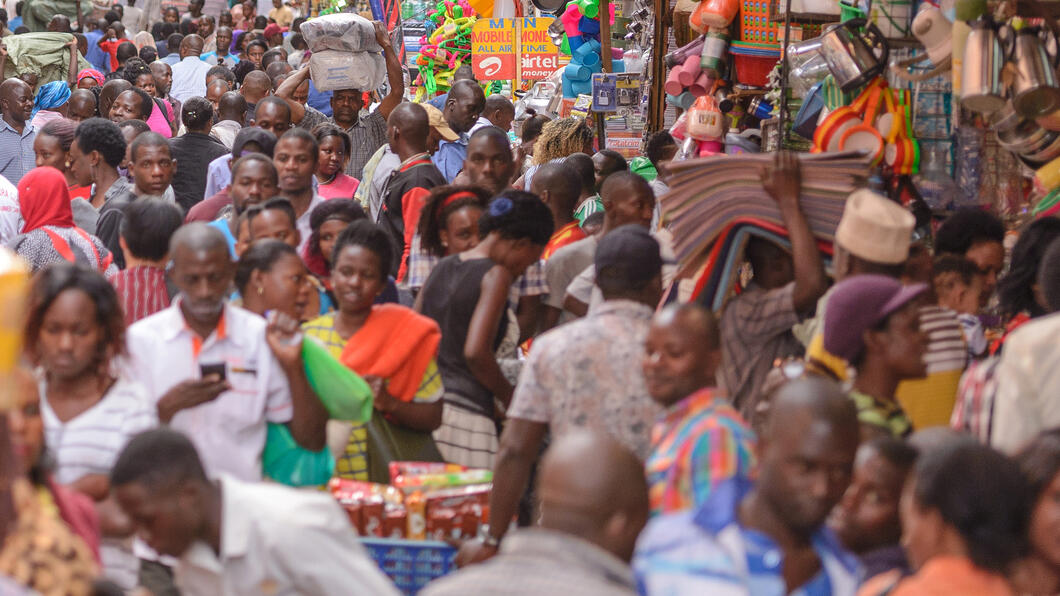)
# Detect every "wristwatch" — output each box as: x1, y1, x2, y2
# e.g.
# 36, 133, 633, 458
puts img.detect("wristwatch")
480, 525, 501, 548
